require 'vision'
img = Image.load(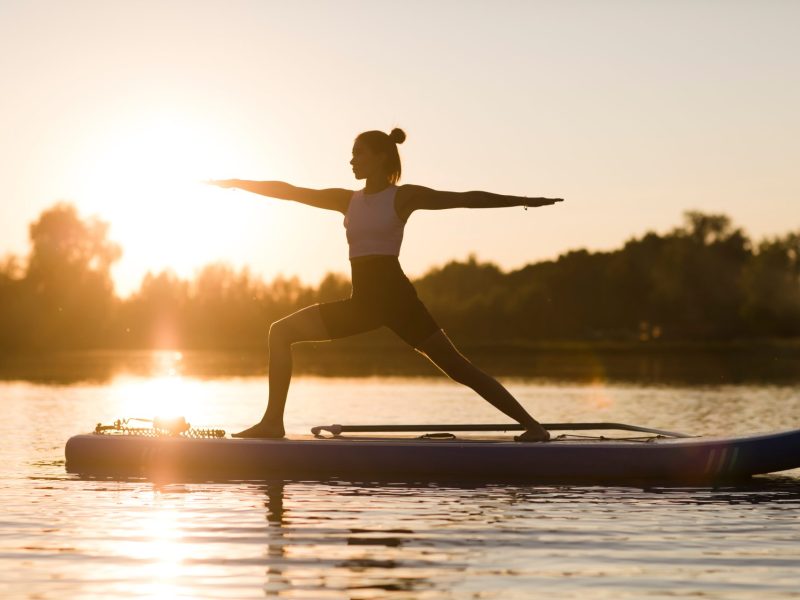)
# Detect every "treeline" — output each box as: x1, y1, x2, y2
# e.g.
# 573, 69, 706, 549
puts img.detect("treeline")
0, 203, 798, 351
418, 213, 799, 342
